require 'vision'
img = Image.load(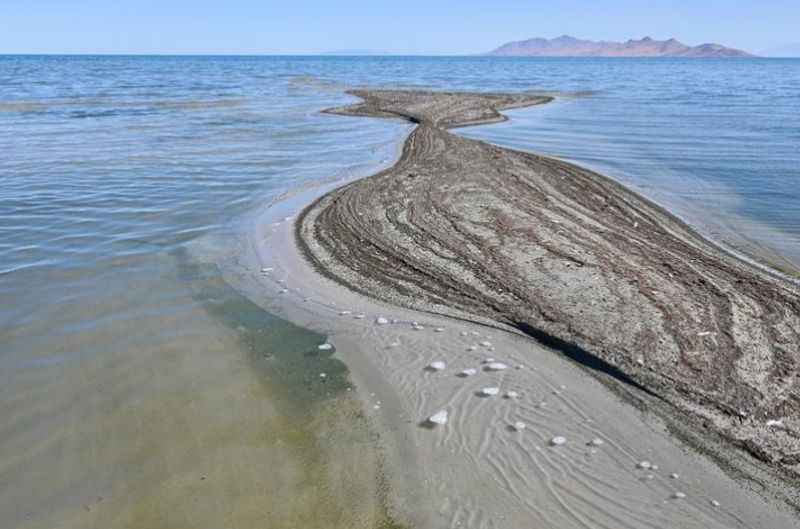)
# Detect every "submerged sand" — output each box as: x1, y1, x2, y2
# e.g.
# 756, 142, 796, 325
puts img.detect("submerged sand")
2, 254, 400, 529
242, 89, 800, 527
